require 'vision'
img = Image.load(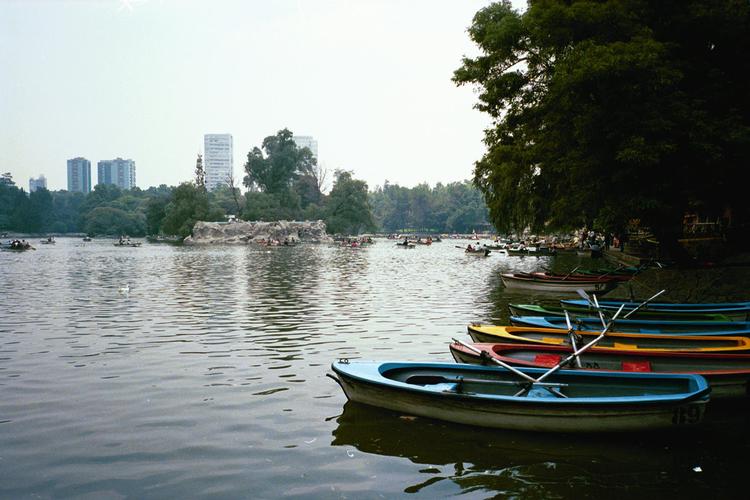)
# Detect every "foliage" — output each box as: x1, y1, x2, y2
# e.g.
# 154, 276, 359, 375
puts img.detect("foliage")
161, 182, 224, 238
210, 184, 245, 216
194, 153, 205, 191
242, 128, 320, 219
145, 196, 170, 236
84, 206, 145, 236
325, 170, 374, 235
454, 0, 750, 252
369, 180, 489, 233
